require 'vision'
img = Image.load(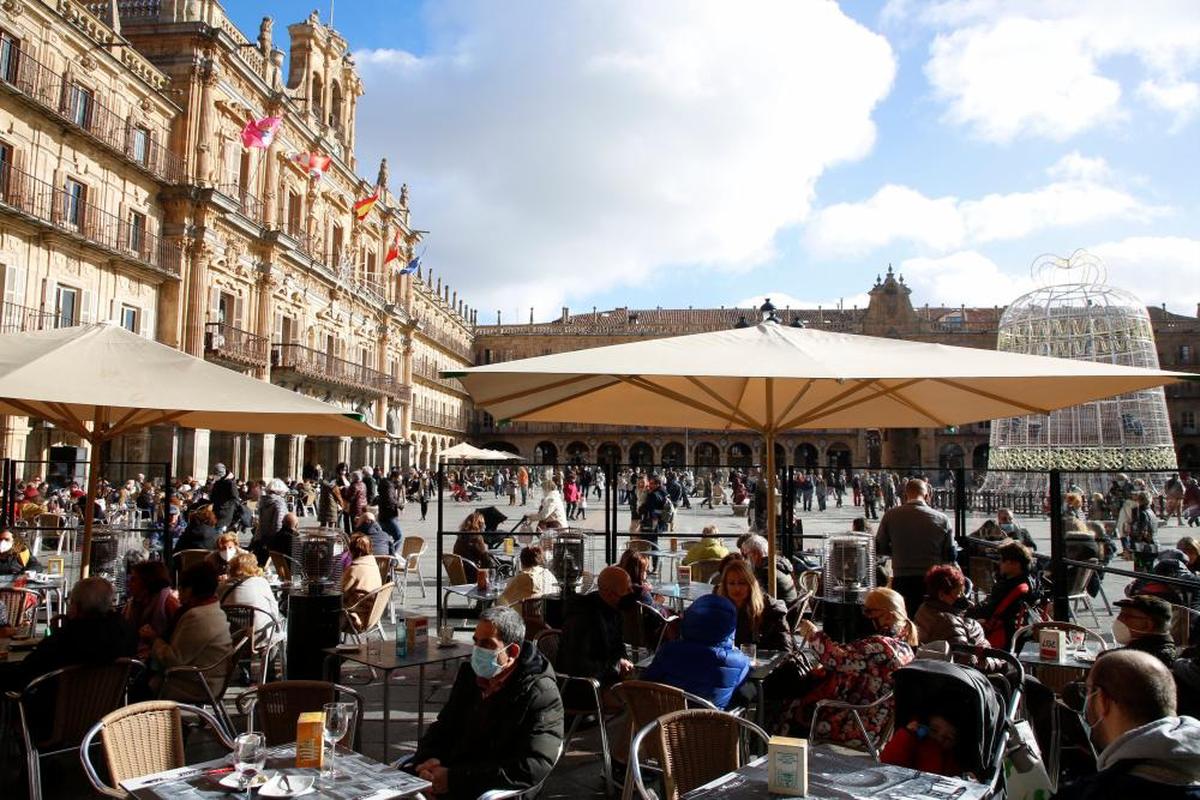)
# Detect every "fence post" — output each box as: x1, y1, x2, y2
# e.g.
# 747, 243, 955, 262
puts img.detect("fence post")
162, 459, 173, 569
435, 467, 444, 623
1049, 468, 1069, 621
1, 458, 10, 529
605, 460, 616, 564
953, 466, 967, 541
